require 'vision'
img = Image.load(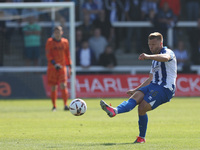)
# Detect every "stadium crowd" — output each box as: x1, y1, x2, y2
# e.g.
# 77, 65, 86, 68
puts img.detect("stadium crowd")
0, 0, 200, 72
